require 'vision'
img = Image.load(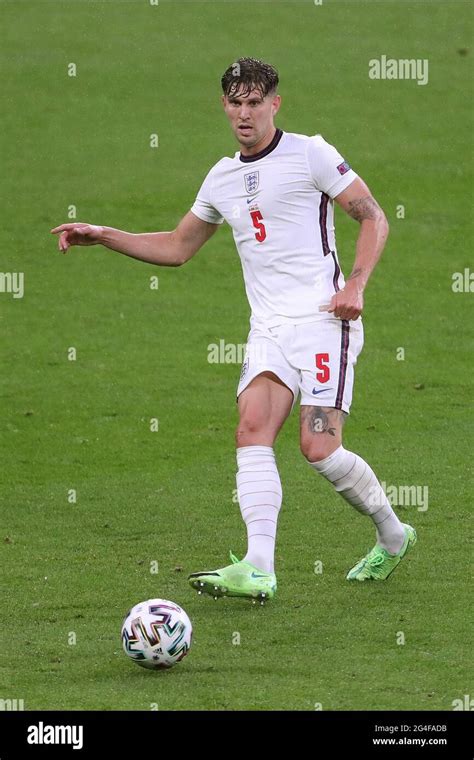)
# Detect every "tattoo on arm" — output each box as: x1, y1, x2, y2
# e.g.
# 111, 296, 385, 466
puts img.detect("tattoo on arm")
301, 406, 345, 437
346, 267, 363, 282
346, 195, 381, 222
